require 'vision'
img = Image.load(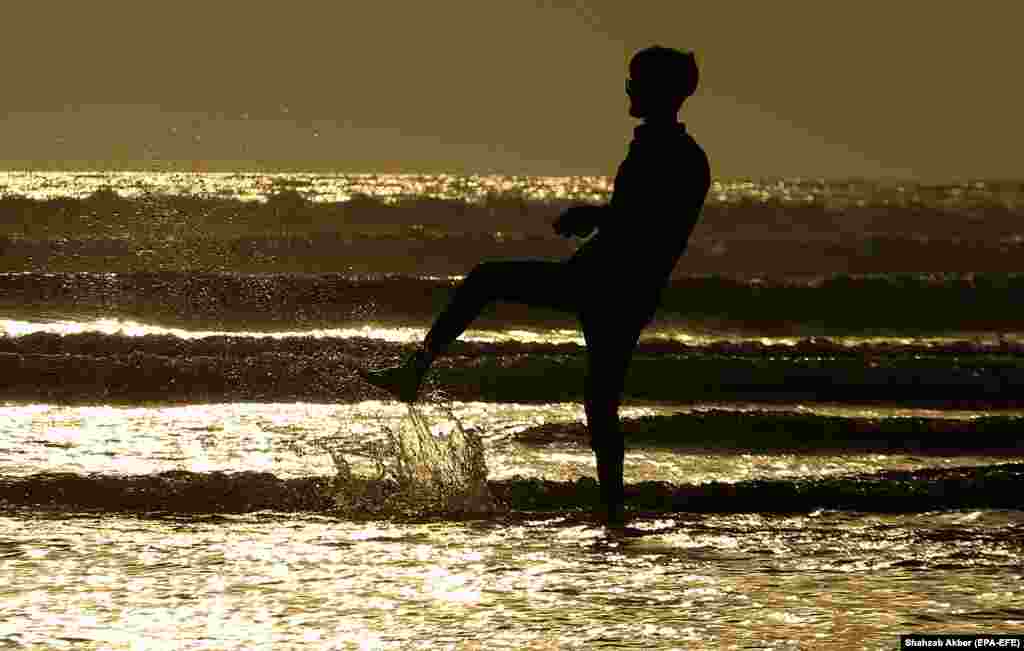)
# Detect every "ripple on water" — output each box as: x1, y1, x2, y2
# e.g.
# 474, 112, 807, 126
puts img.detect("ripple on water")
4, 401, 1023, 488
1, 510, 1021, 649
3, 401, 1023, 486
